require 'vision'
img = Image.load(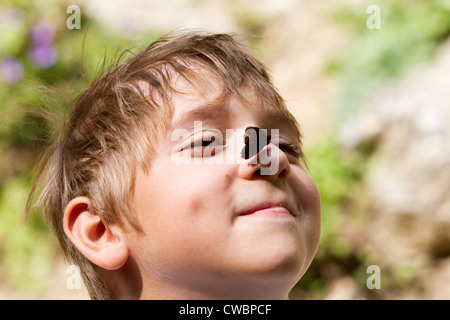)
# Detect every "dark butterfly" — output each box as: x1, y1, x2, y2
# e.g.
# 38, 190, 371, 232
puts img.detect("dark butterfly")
240, 126, 271, 160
